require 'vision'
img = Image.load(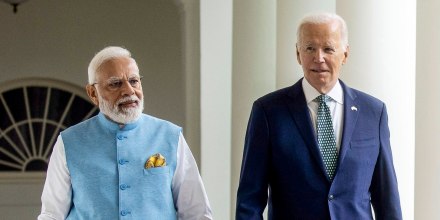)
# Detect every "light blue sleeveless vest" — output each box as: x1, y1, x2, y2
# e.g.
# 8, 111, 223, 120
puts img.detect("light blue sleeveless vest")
62, 113, 180, 220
